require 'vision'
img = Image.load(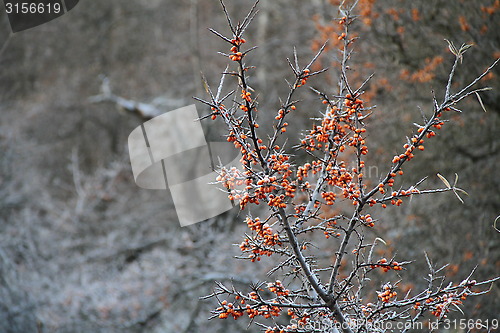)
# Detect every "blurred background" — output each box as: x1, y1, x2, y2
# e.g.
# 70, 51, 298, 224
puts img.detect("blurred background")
0, 0, 498, 332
